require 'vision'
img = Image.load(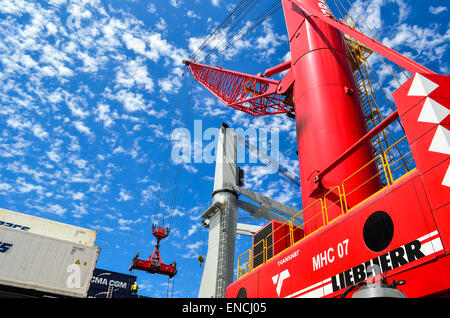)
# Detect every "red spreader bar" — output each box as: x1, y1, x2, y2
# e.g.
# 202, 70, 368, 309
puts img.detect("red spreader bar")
183, 60, 291, 116
129, 225, 177, 278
